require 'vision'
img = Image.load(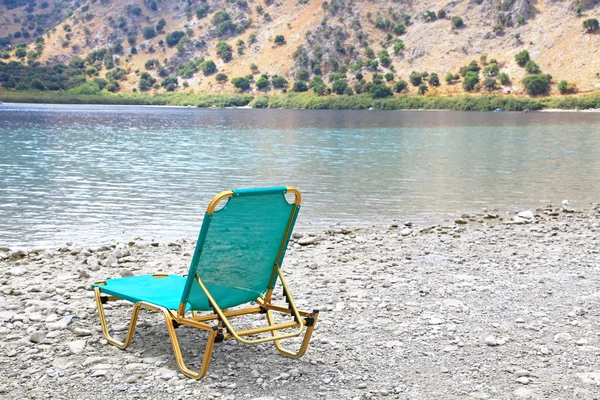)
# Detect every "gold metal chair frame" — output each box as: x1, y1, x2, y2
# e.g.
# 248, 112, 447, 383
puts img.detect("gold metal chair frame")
93, 187, 319, 379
